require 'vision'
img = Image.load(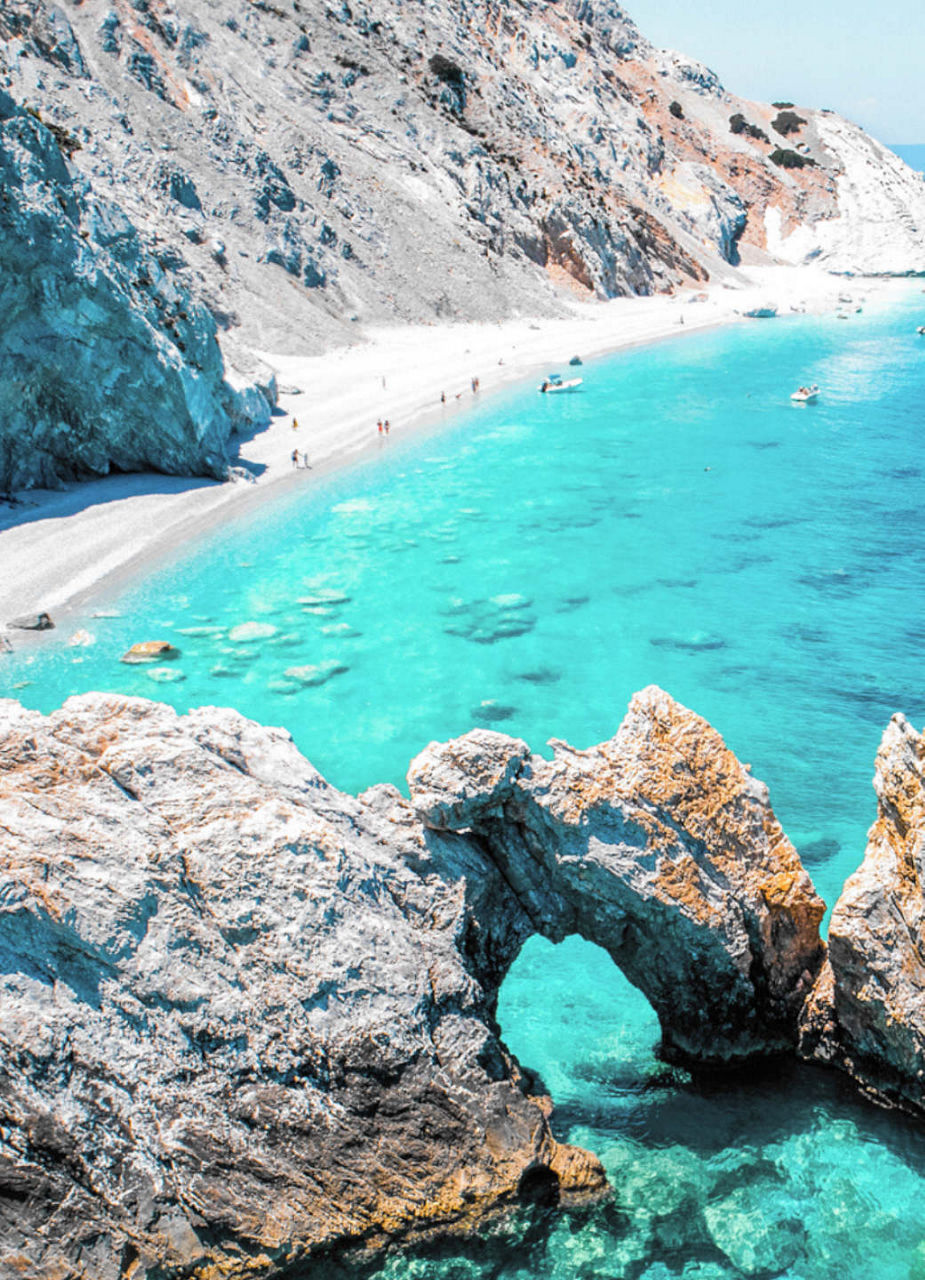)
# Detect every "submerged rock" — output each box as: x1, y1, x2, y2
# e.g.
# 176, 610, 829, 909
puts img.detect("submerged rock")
0, 686, 826, 1277
228, 620, 278, 643
284, 658, 348, 686
120, 640, 180, 664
